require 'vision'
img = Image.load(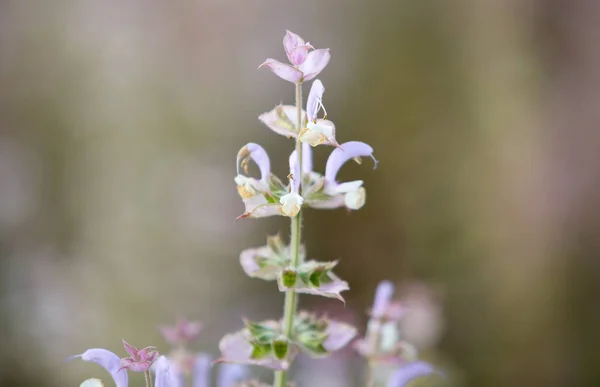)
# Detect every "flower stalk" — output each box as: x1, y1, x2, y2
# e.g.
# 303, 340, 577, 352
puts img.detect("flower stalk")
273, 81, 303, 387
144, 370, 152, 387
